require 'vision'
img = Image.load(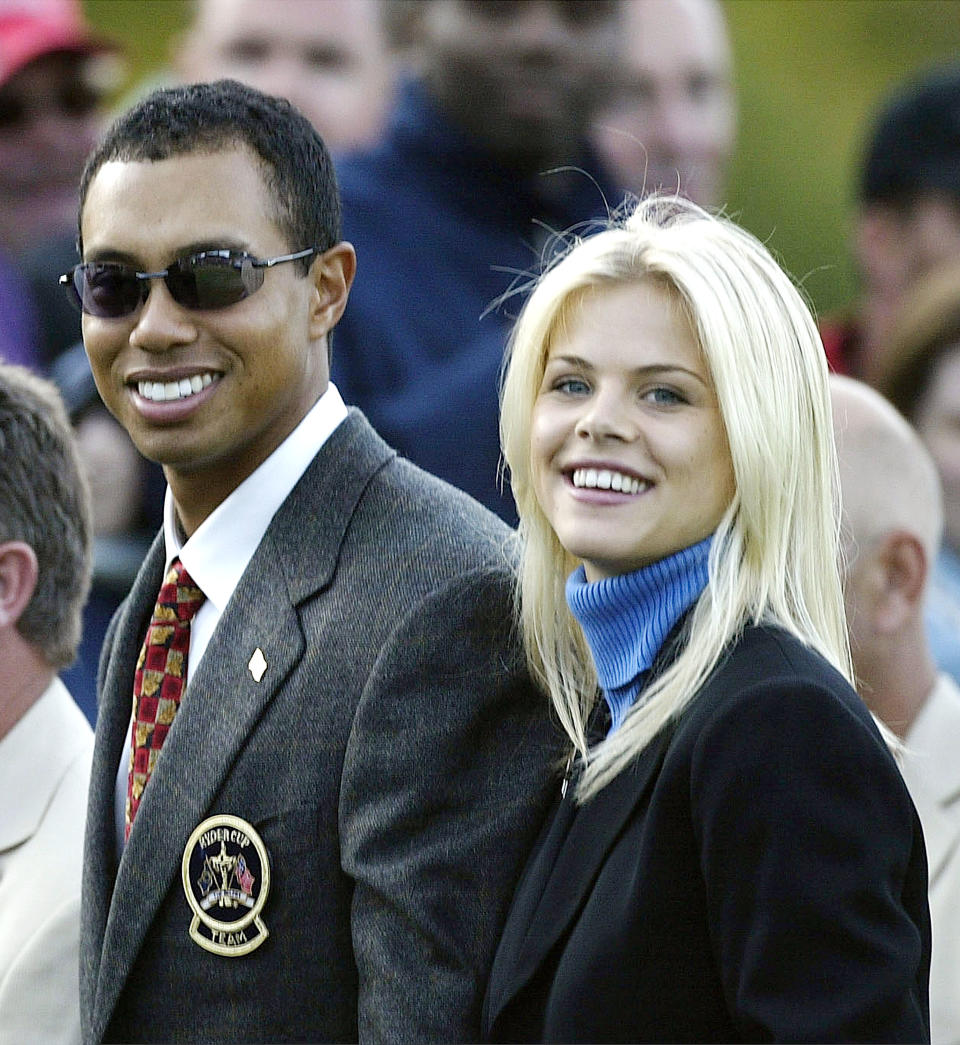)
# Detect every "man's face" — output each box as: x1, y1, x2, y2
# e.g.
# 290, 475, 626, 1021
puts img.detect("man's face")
0, 52, 102, 254
178, 0, 392, 151
415, 0, 621, 171
857, 194, 960, 374
592, 0, 735, 208
79, 147, 329, 506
